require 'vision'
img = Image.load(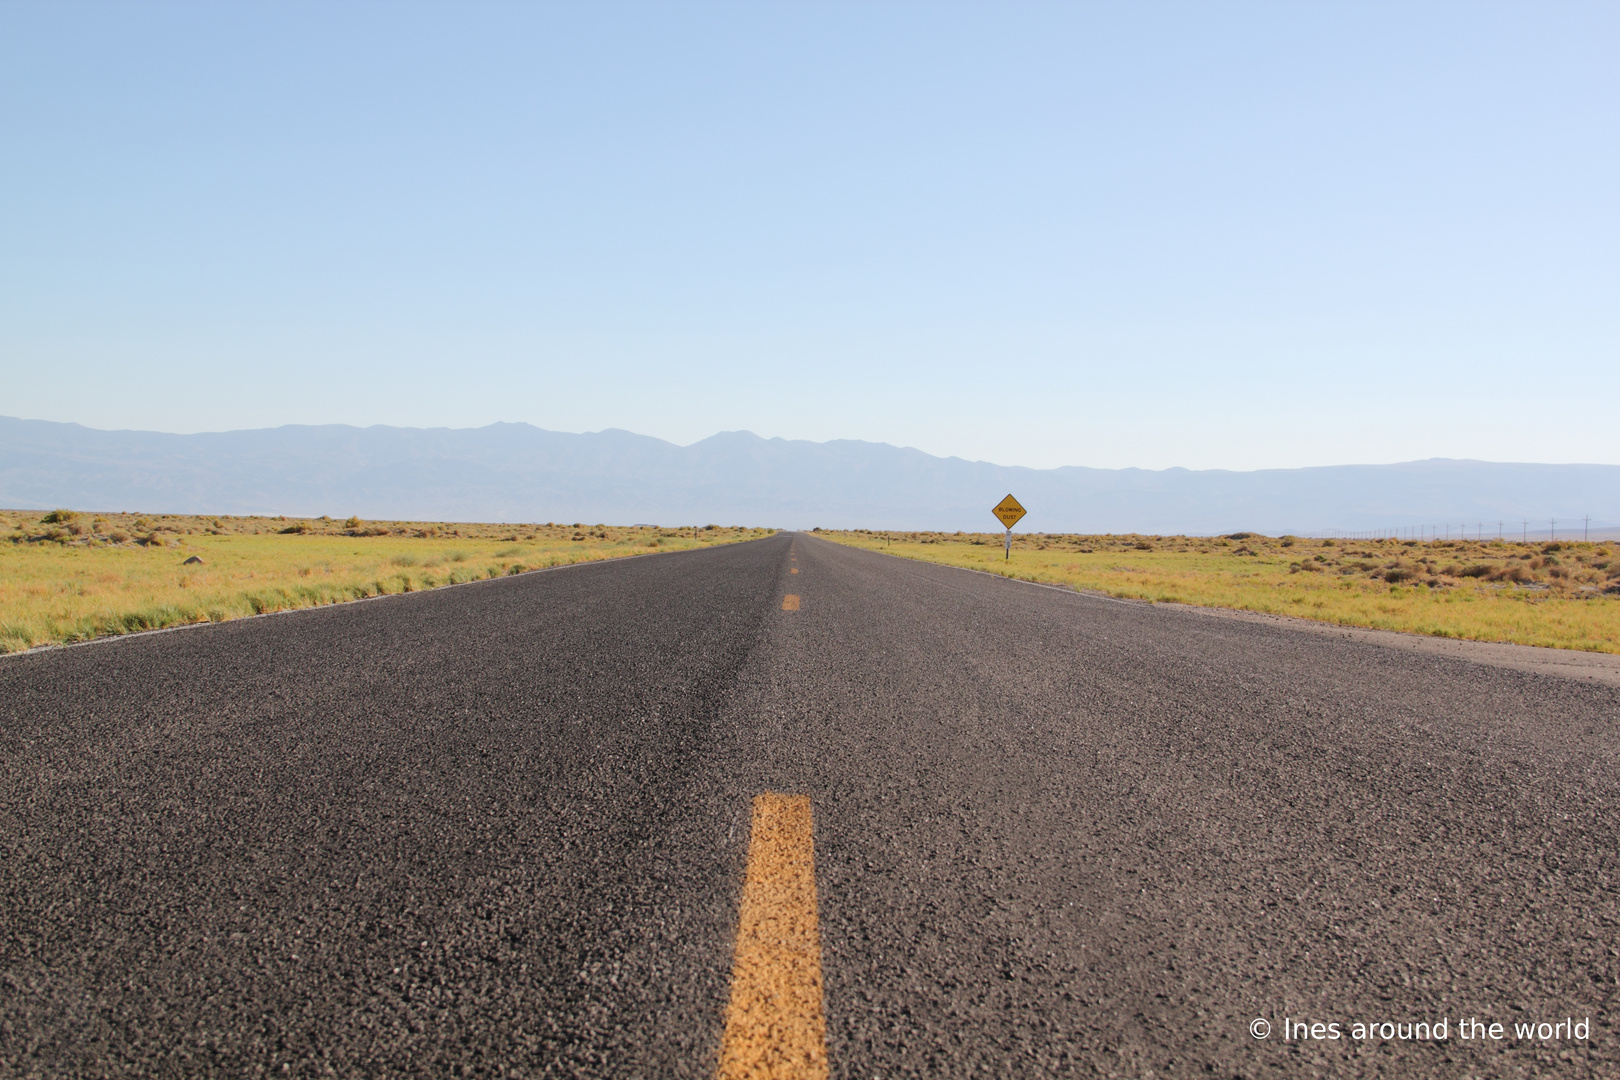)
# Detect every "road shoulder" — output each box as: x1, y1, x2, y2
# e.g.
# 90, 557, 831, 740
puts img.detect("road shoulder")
1150, 597, 1620, 687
